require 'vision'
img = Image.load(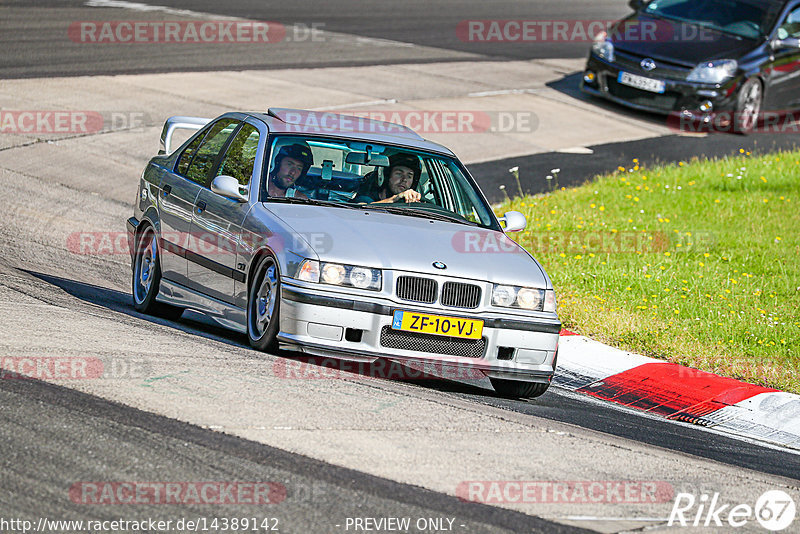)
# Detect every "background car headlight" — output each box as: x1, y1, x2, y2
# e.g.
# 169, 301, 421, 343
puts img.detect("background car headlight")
687, 59, 737, 84
492, 284, 557, 312
297, 260, 381, 290
592, 31, 615, 62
